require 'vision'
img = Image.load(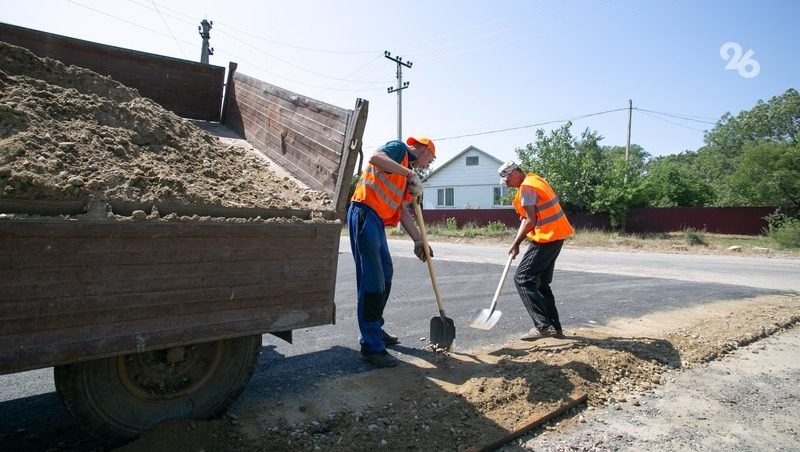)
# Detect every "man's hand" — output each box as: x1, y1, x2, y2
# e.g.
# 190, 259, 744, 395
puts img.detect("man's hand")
407, 172, 423, 196
414, 240, 433, 262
